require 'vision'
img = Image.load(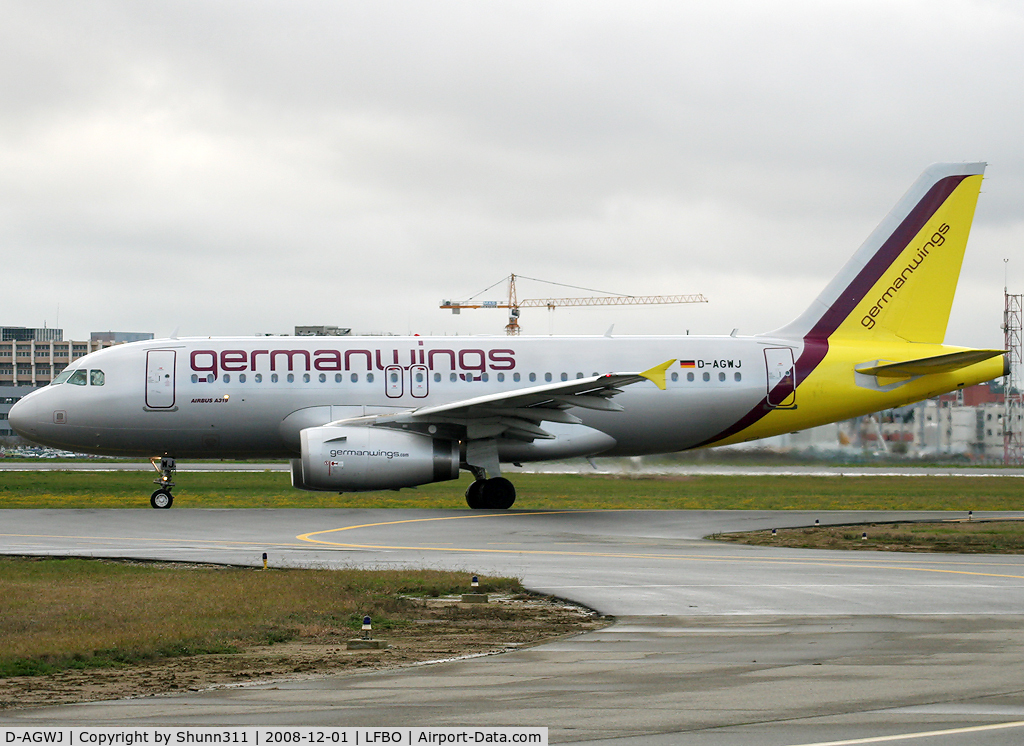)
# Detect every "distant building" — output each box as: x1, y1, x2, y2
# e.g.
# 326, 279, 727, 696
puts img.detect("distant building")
295, 325, 352, 337
0, 329, 153, 389
0, 386, 36, 439
1, 338, 110, 389
1, 326, 62, 342
1, 329, 151, 440
91, 331, 155, 344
